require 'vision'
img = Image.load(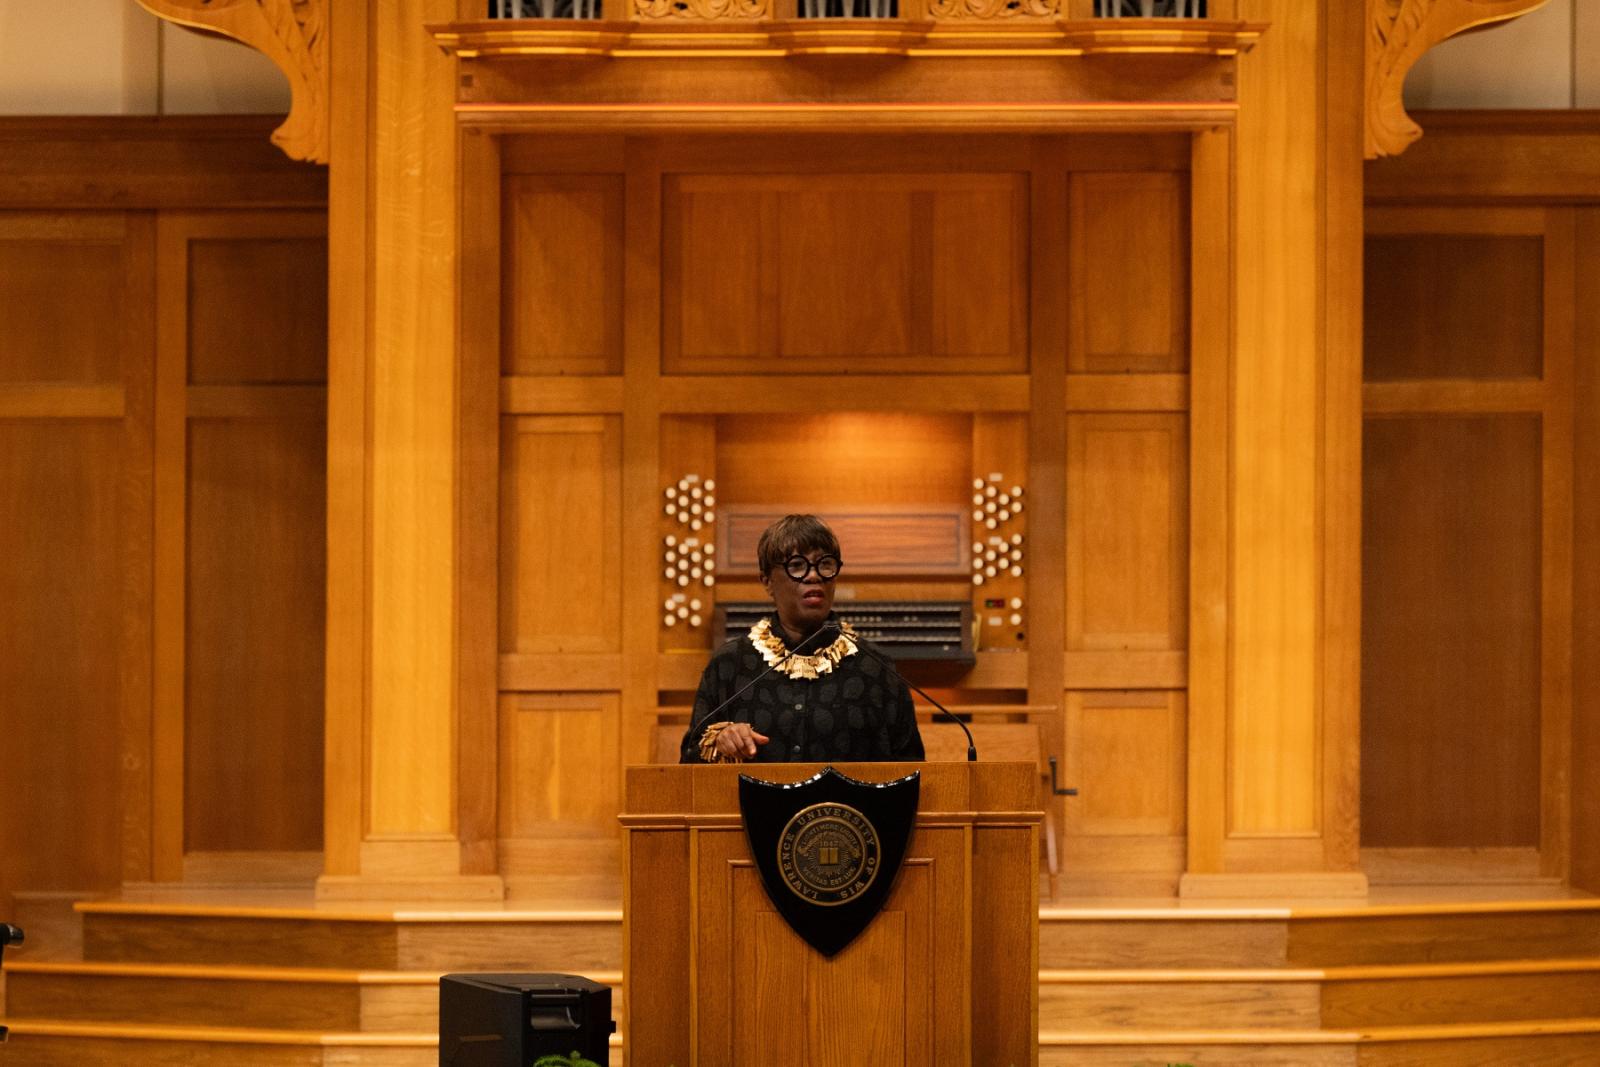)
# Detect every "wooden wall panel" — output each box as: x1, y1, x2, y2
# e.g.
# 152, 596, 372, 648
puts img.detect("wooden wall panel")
188, 236, 329, 384
779, 186, 915, 359
1364, 234, 1543, 381
1069, 172, 1188, 374
0, 231, 124, 383
500, 414, 623, 654
0, 421, 126, 899
664, 174, 1026, 374
932, 185, 1026, 361
1065, 691, 1186, 837
715, 412, 971, 508
1065, 413, 1187, 655
498, 692, 622, 839
503, 175, 624, 376
184, 418, 326, 853
0, 126, 327, 903
672, 184, 762, 364
1575, 207, 1600, 894
1362, 415, 1542, 848
1362, 201, 1576, 876
0, 208, 152, 908
153, 214, 329, 876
